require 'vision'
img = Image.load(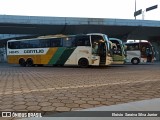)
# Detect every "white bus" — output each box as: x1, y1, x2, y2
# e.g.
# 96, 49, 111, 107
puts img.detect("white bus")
7, 33, 113, 67
125, 41, 154, 64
